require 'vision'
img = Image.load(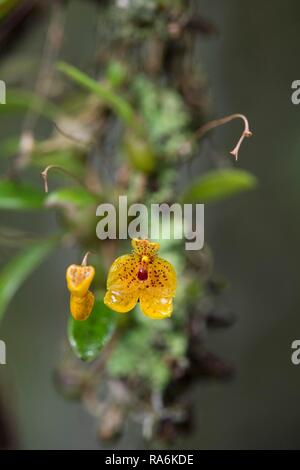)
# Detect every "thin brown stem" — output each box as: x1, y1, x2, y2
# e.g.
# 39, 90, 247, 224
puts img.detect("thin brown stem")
41, 165, 83, 193
195, 113, 253, 161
